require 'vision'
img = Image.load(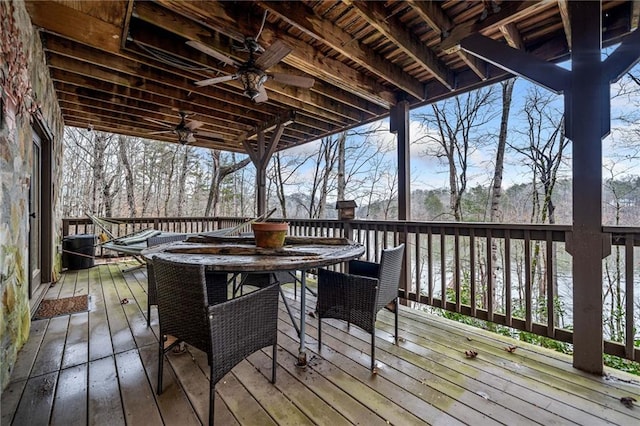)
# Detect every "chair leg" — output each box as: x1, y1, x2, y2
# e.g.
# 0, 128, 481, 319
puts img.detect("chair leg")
147, 303, 151, 327
318, 317, 322, 351
272, 344, 277, 383
371, 329, 376, 371
157, 337, 164, 395
209, 365, 215, 426
394, 298, 399, 344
